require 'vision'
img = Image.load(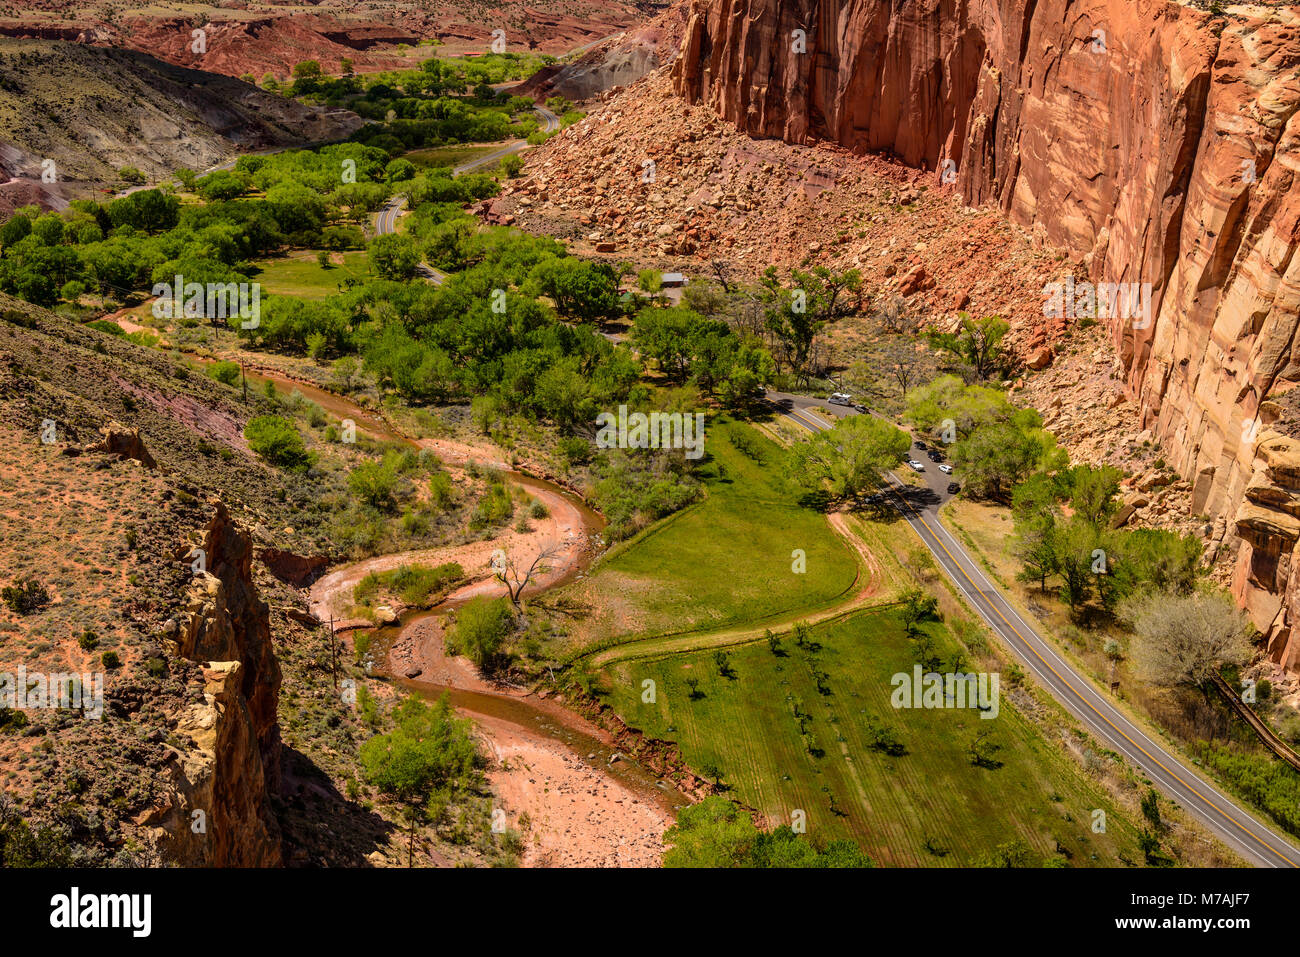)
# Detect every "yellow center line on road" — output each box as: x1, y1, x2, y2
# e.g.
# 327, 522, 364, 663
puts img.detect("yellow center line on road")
778, 400, 1296, 866
892, 488, 1296, 867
